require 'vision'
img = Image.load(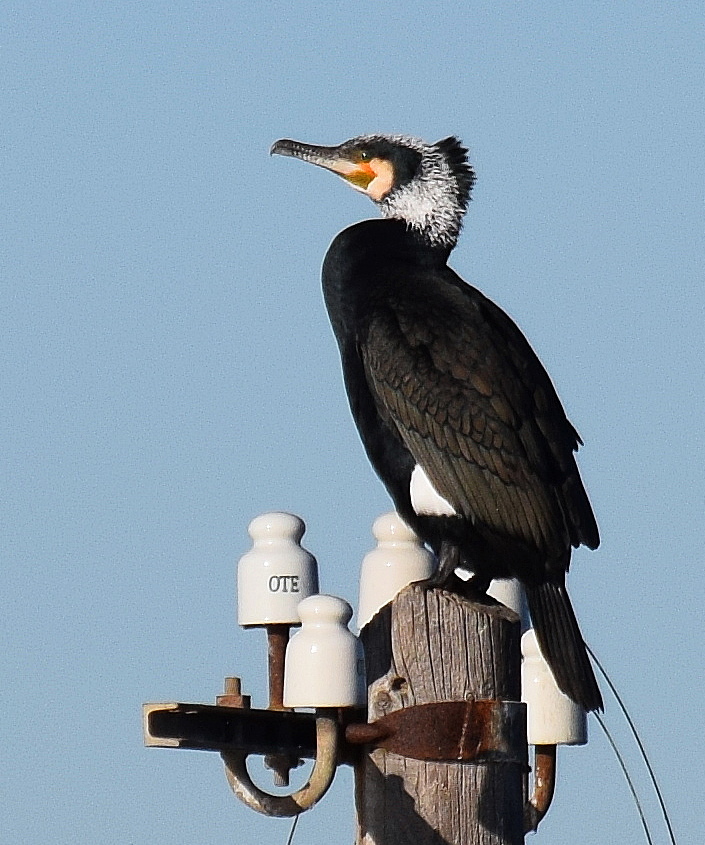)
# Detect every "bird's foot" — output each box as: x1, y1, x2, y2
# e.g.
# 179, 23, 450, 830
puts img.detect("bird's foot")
422, 540, 460, 587
420, 541, 491, 601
